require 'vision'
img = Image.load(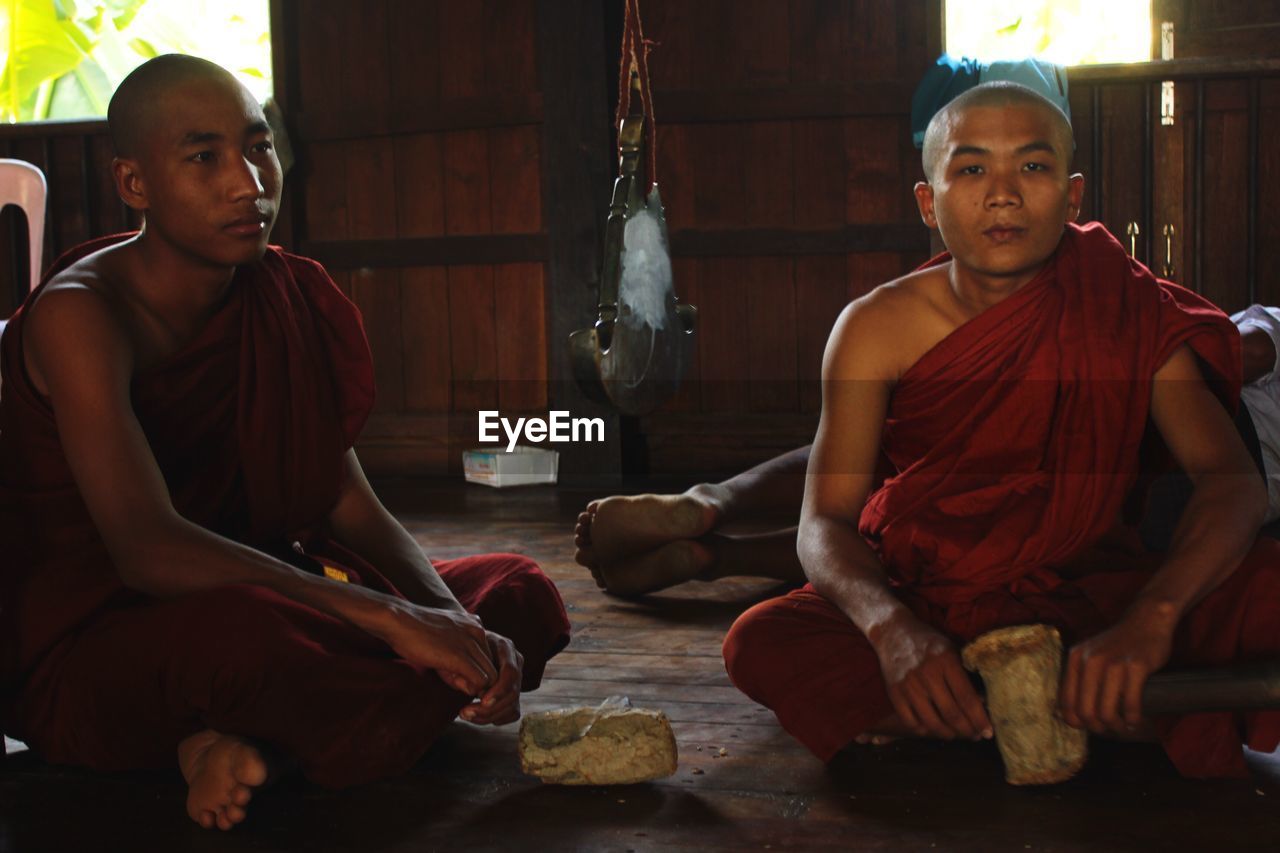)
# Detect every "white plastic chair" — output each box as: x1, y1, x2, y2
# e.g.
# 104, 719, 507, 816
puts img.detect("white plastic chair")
0, 158, 48, 390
